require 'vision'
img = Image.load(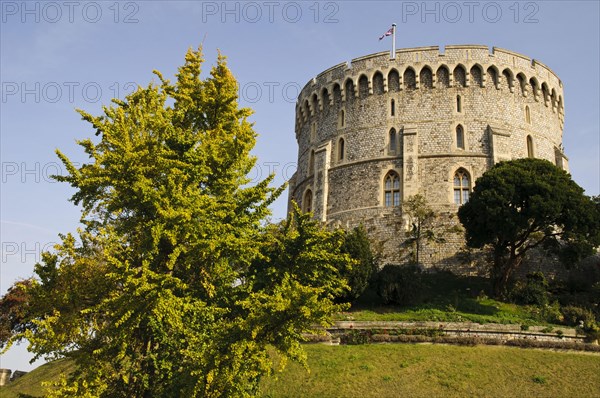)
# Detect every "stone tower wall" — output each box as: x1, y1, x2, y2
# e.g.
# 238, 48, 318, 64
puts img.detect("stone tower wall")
288, 45, 567, 269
